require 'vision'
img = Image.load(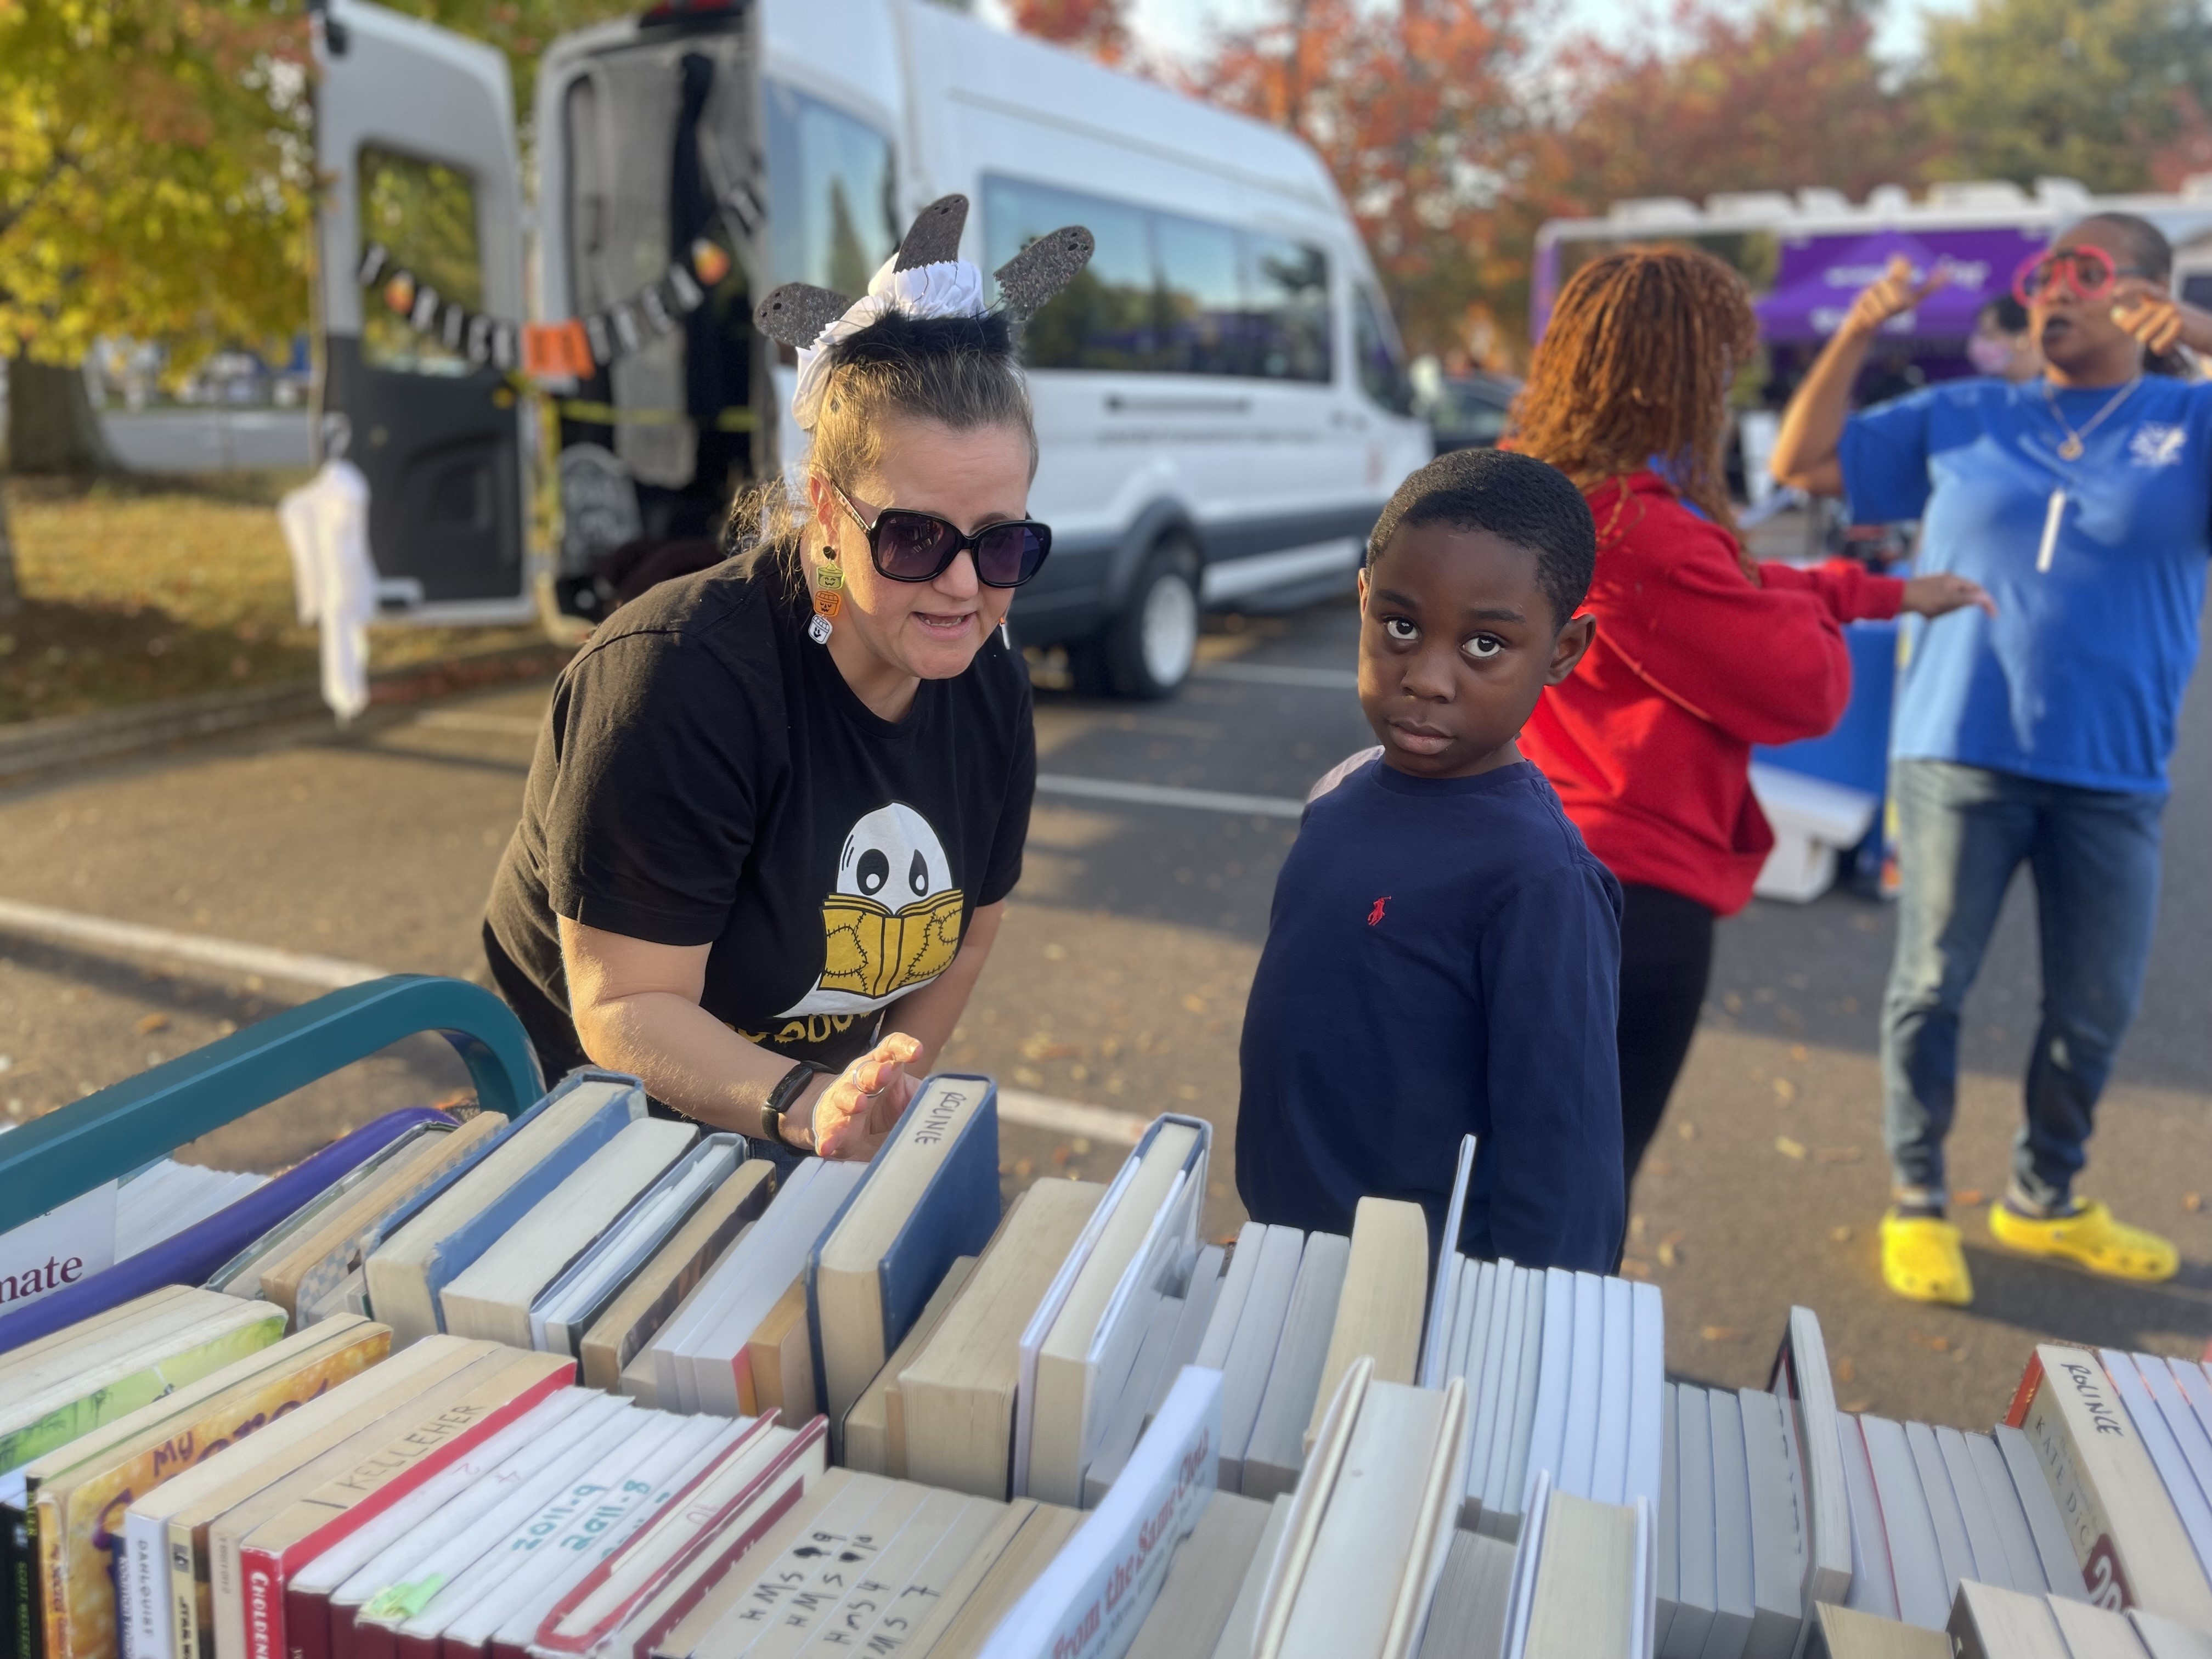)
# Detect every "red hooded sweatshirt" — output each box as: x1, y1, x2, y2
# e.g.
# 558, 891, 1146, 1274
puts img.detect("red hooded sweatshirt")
1520, 472, 1904, 917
